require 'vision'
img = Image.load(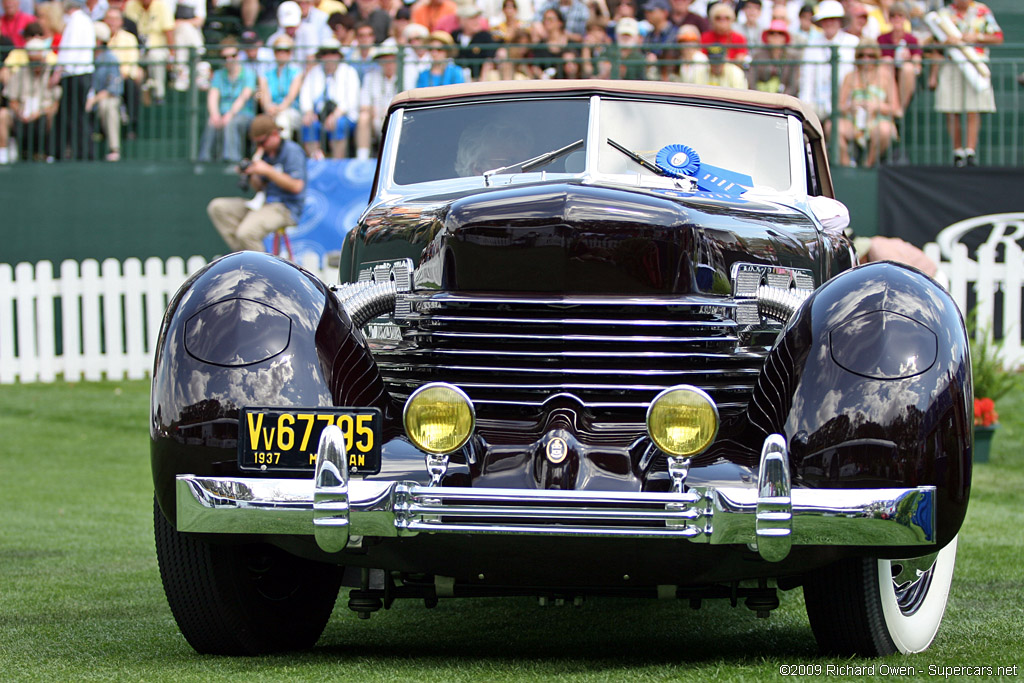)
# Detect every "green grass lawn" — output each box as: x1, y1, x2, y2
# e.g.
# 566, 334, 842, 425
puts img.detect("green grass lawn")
1, 380, 1022, 681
